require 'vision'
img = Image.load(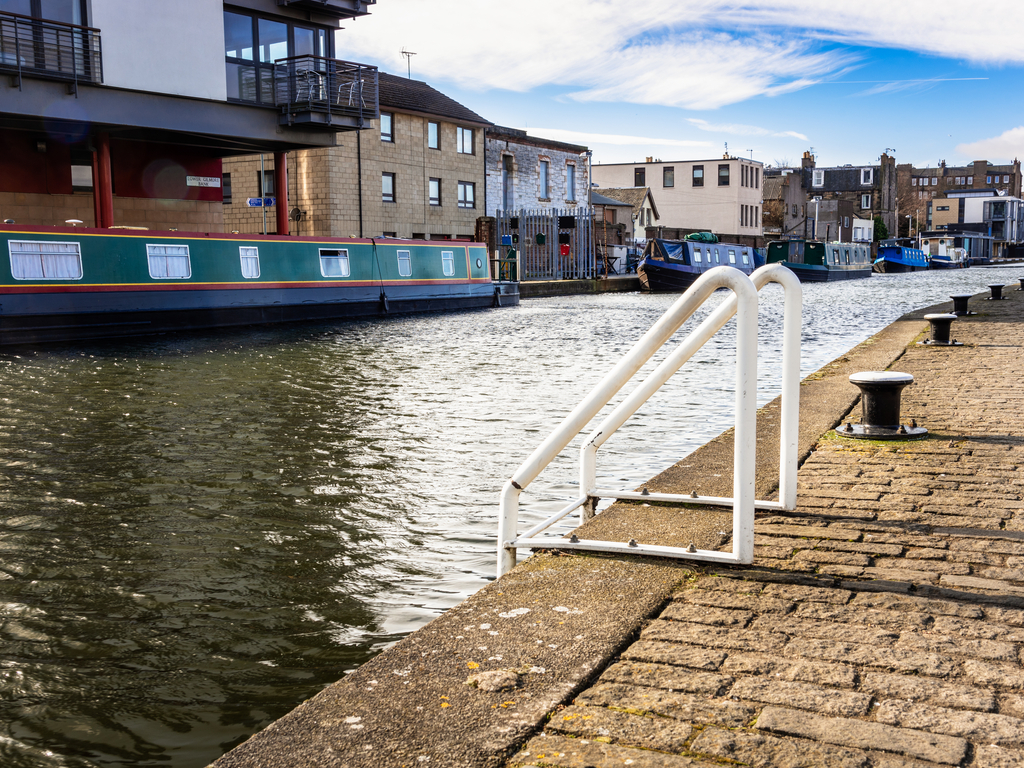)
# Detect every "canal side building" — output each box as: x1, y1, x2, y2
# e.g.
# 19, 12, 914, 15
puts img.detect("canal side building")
0, 0, 378, 232
223, 73, 490, 240
591, 155, 763, 242
484, 125, 590, 216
